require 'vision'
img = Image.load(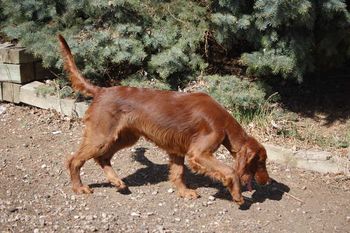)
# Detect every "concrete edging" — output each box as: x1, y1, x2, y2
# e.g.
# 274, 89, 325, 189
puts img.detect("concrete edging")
19, 81, 89, 118
264, 144, 350, 175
